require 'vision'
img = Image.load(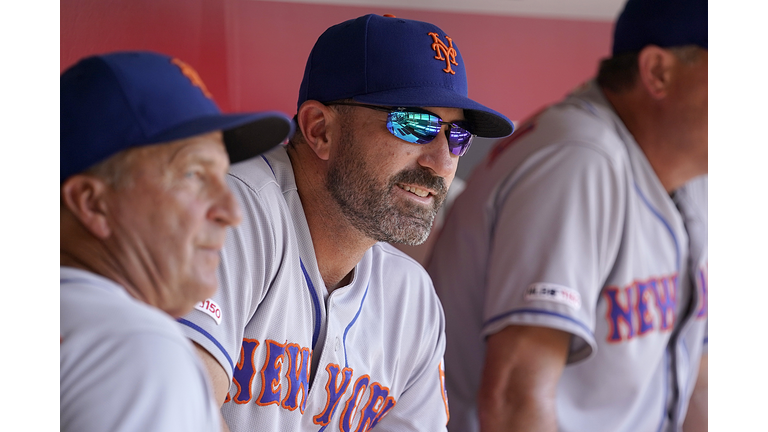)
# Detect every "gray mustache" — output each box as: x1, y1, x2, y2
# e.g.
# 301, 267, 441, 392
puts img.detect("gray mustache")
391, 169, 447, 198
